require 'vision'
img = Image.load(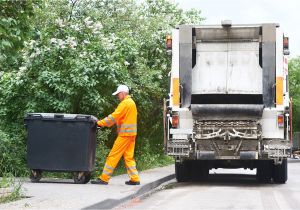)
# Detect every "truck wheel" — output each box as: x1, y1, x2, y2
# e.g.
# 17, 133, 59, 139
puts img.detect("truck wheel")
256, 160, 272, 183
30, 169, 42, 182
73, 172, 91, 184
175, 162, 189, 182
192, 161, 209, 181
272, 158, 287, 184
